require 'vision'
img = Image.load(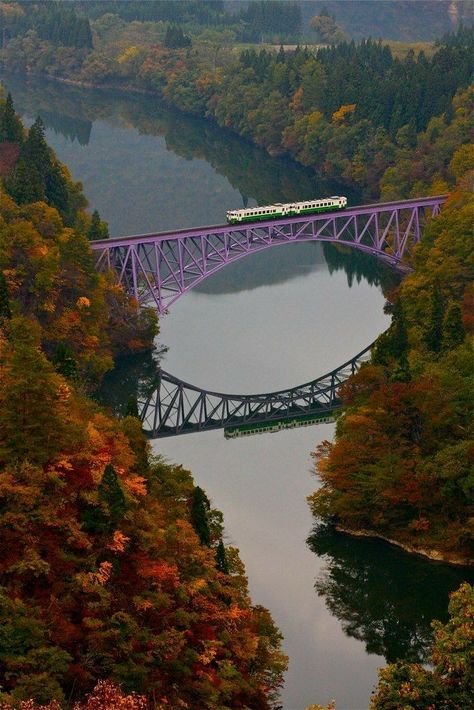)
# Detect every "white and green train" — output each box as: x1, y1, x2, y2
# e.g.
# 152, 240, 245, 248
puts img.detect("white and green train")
226, 195, 347, 224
